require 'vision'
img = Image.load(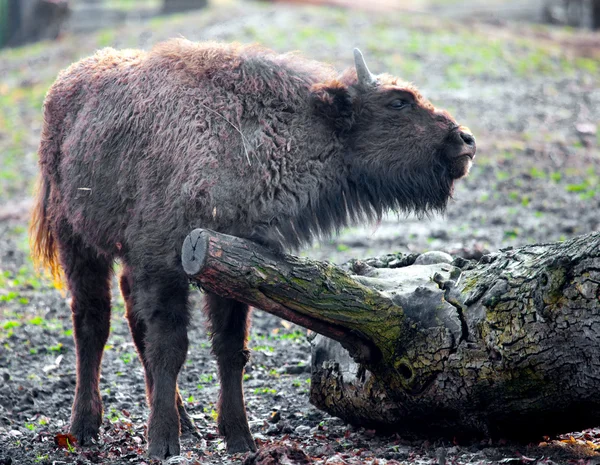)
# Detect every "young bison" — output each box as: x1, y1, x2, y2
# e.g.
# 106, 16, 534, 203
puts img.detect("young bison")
30, 40, 475, 459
